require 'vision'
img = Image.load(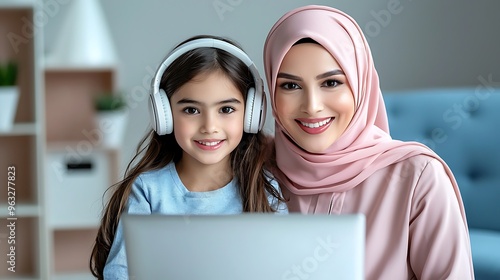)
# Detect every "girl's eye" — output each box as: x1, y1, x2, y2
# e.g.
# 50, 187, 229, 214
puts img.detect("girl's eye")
279, 82, 301, 90
220, 106, 235, 114
183, 107, 199, 114
323, 79, 343, 88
